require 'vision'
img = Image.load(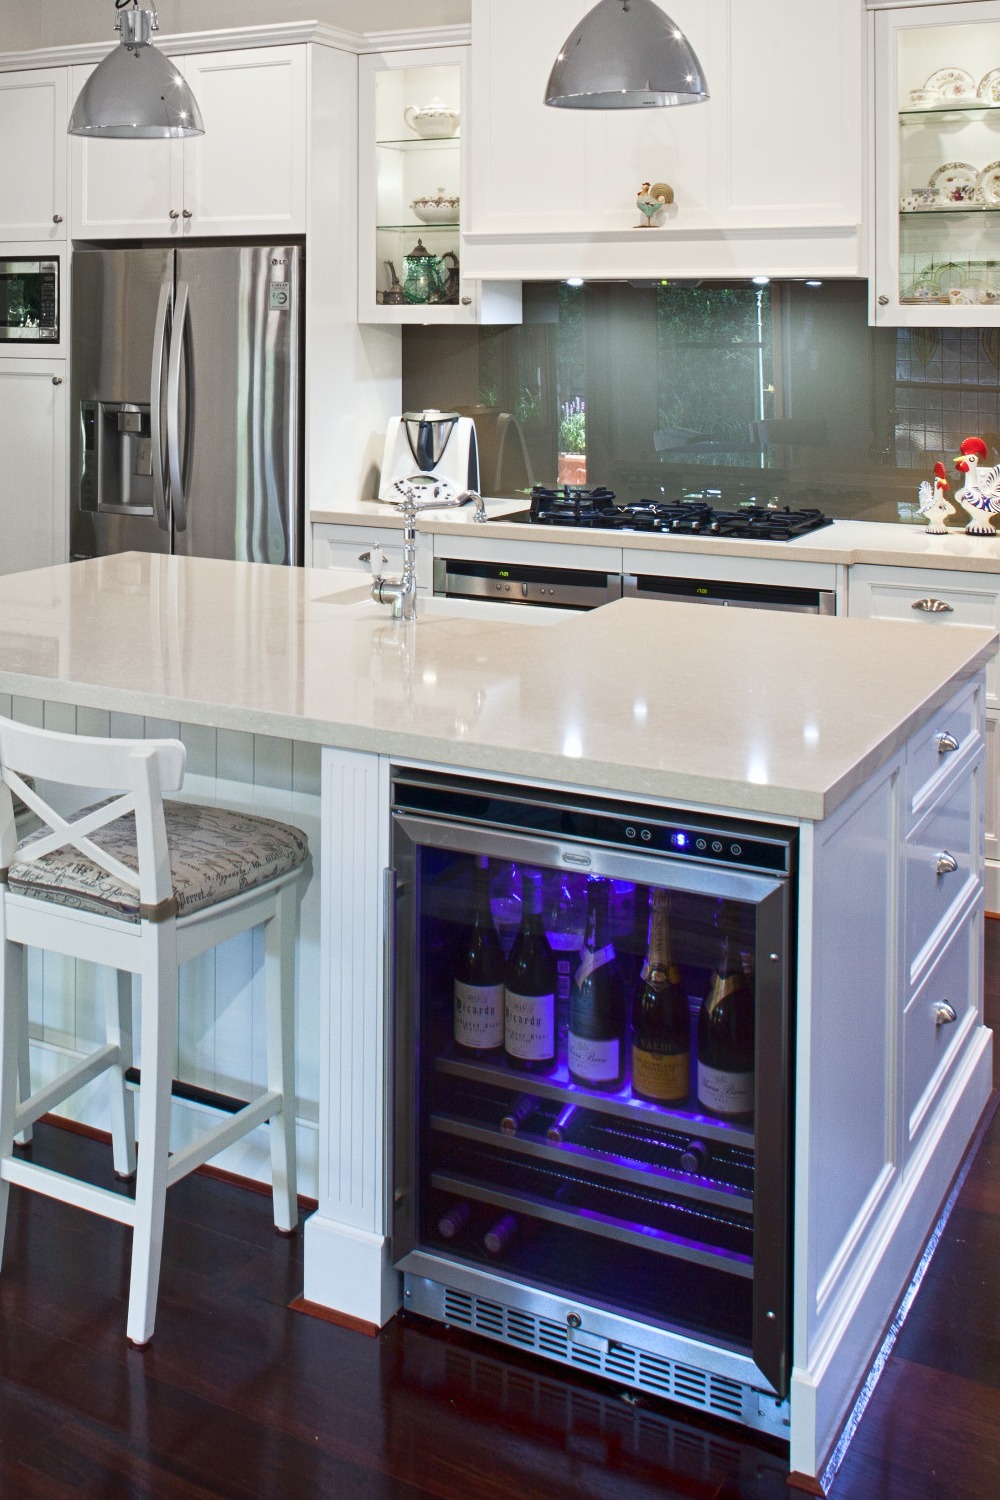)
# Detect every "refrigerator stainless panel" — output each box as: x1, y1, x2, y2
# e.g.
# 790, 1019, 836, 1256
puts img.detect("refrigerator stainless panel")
173, 245, 302, 564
